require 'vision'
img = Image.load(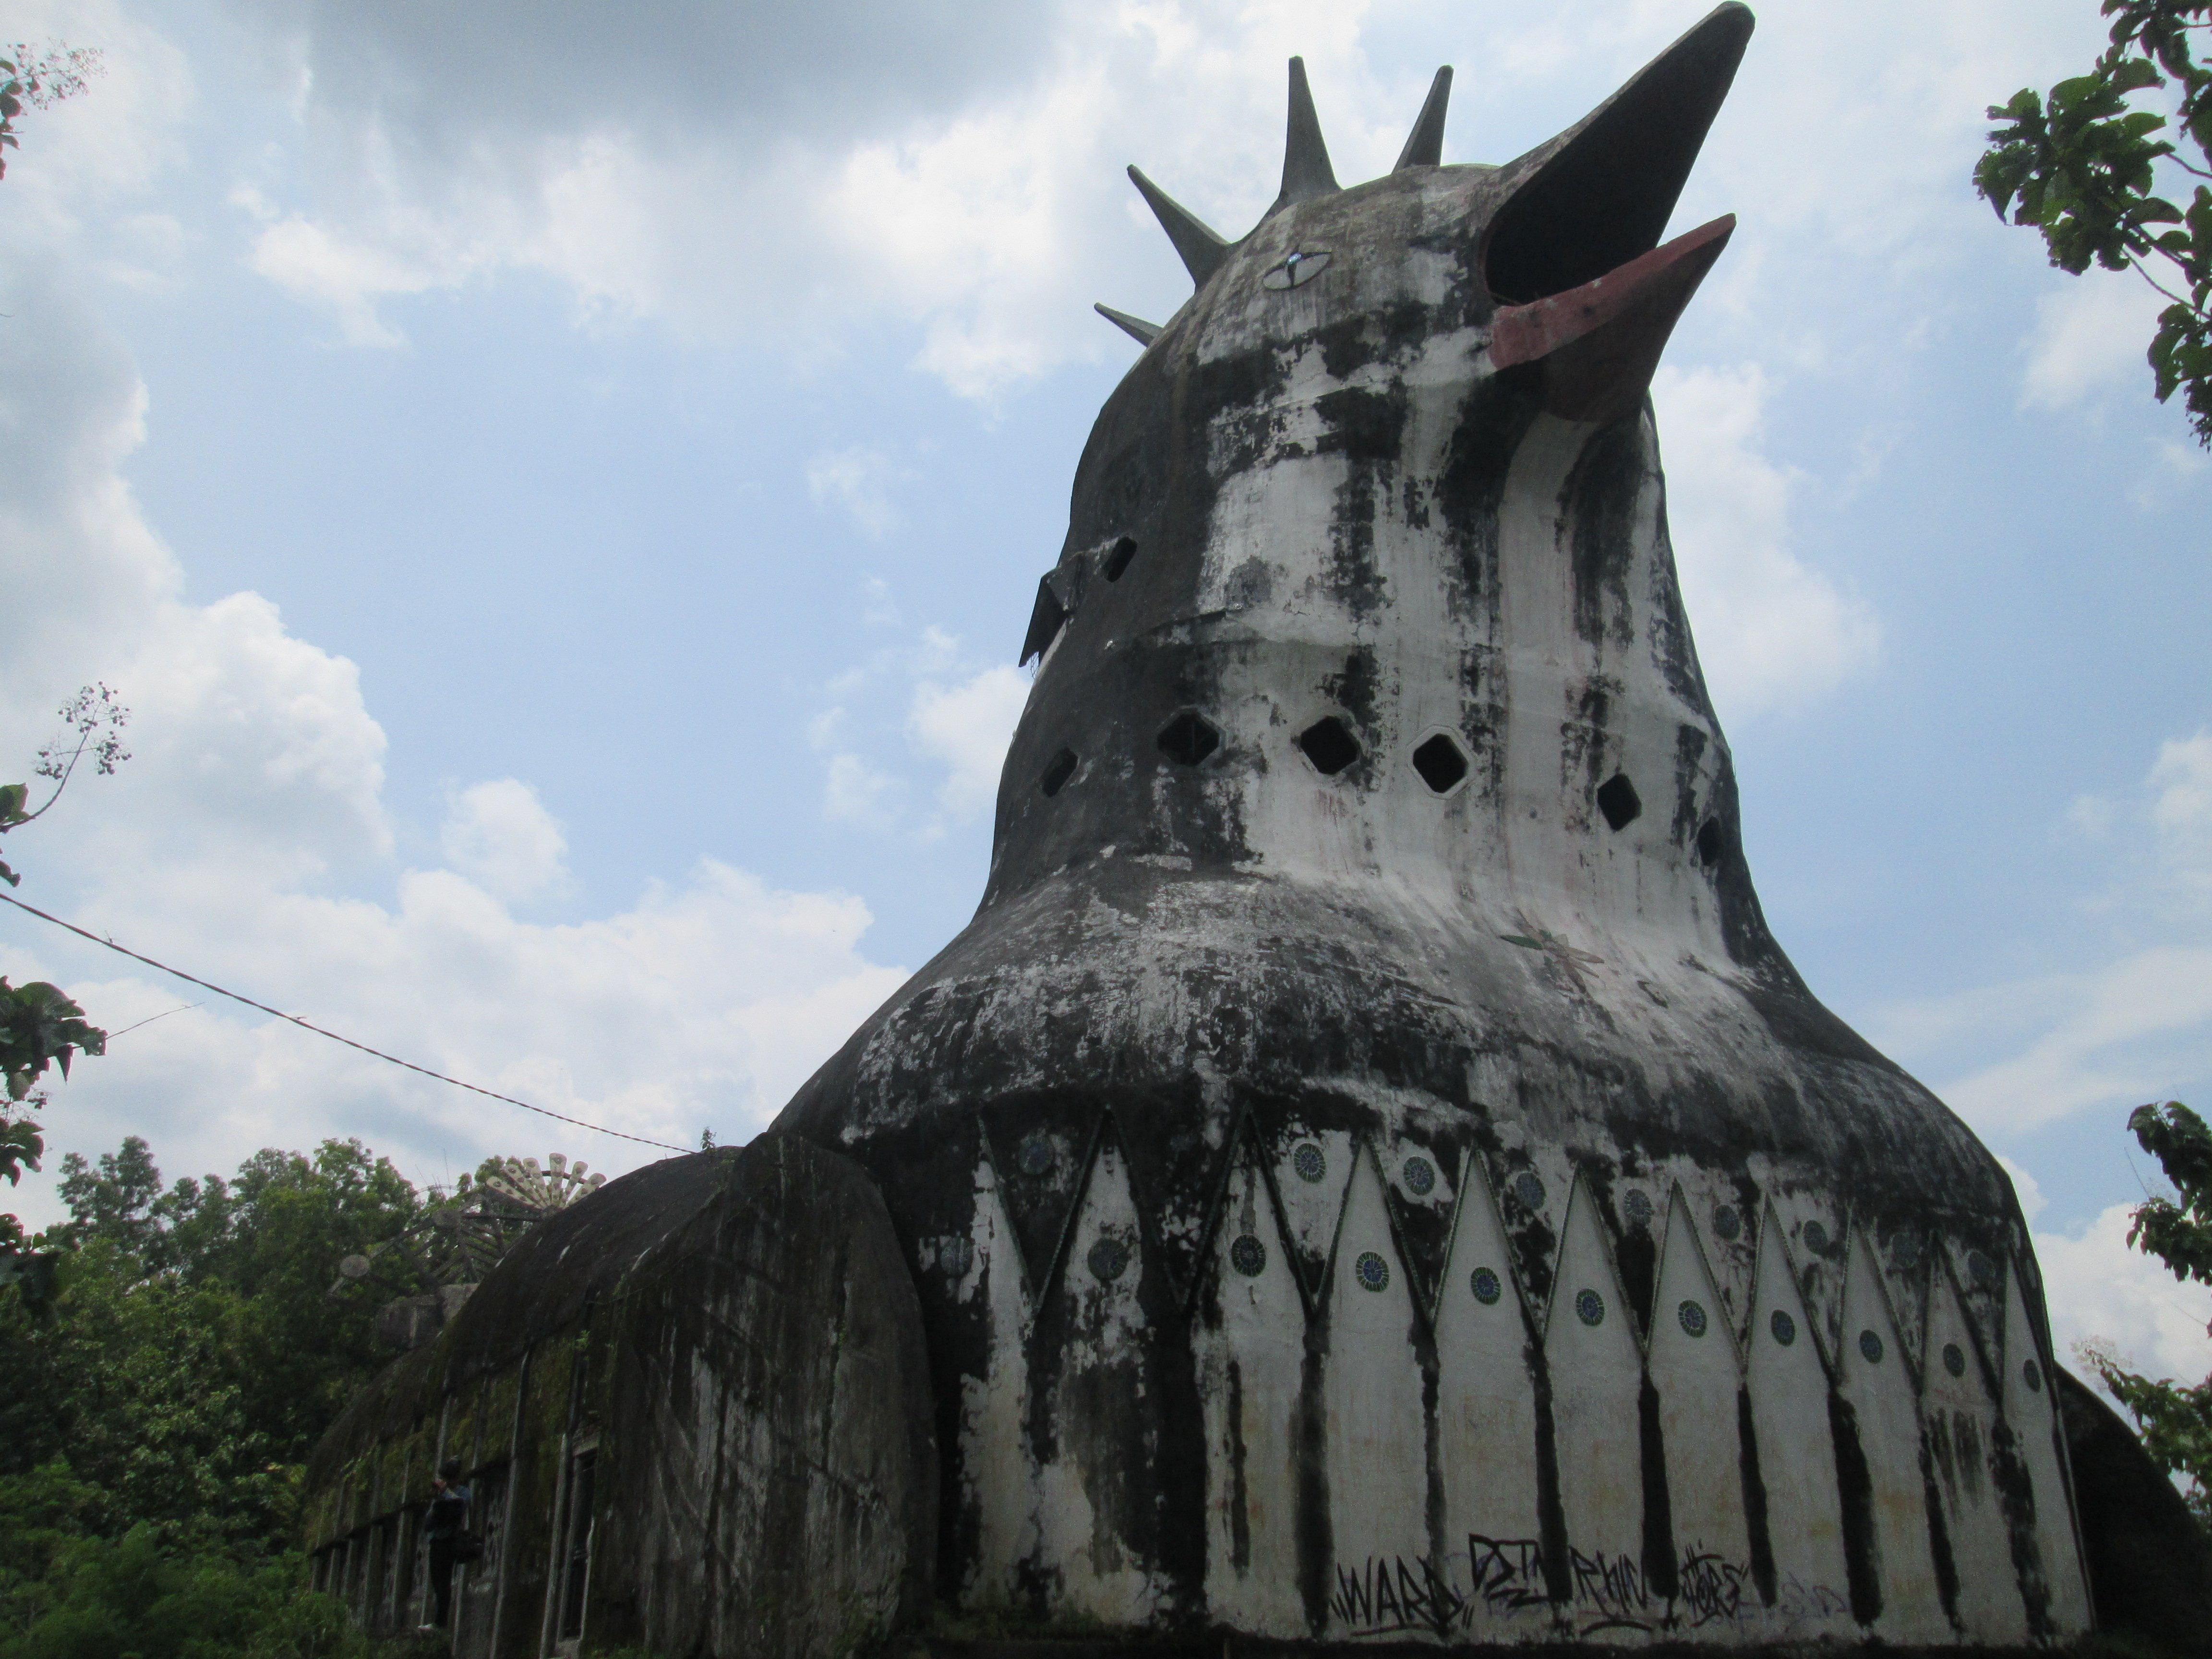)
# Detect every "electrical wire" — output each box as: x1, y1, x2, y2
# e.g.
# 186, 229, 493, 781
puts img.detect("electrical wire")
0, 890, 688, 1153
